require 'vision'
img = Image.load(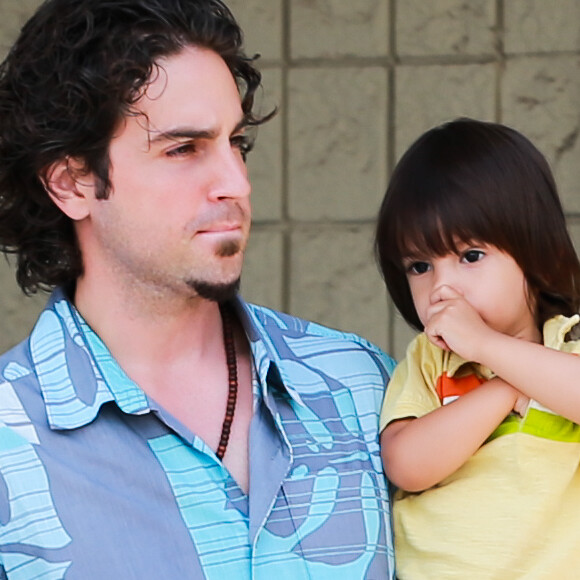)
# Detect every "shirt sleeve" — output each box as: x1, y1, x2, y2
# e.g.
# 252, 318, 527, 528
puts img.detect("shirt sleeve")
379, 333, 445, 431
543, 314, 580, 354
